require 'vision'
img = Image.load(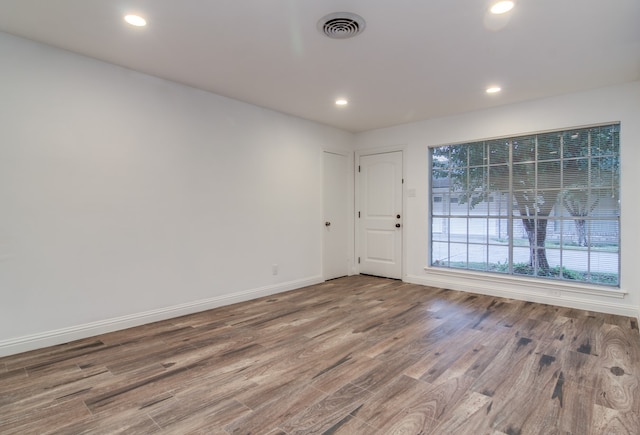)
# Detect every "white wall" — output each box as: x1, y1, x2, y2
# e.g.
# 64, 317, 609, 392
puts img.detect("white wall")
0, 32, 354, 356
355, 81, 640, 320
